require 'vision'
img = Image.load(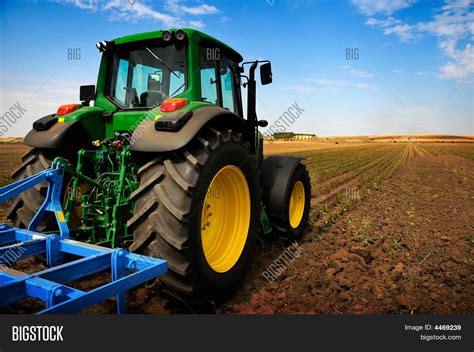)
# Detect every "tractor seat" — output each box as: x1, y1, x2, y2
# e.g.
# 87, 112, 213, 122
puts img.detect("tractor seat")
140, 91, 166, 107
